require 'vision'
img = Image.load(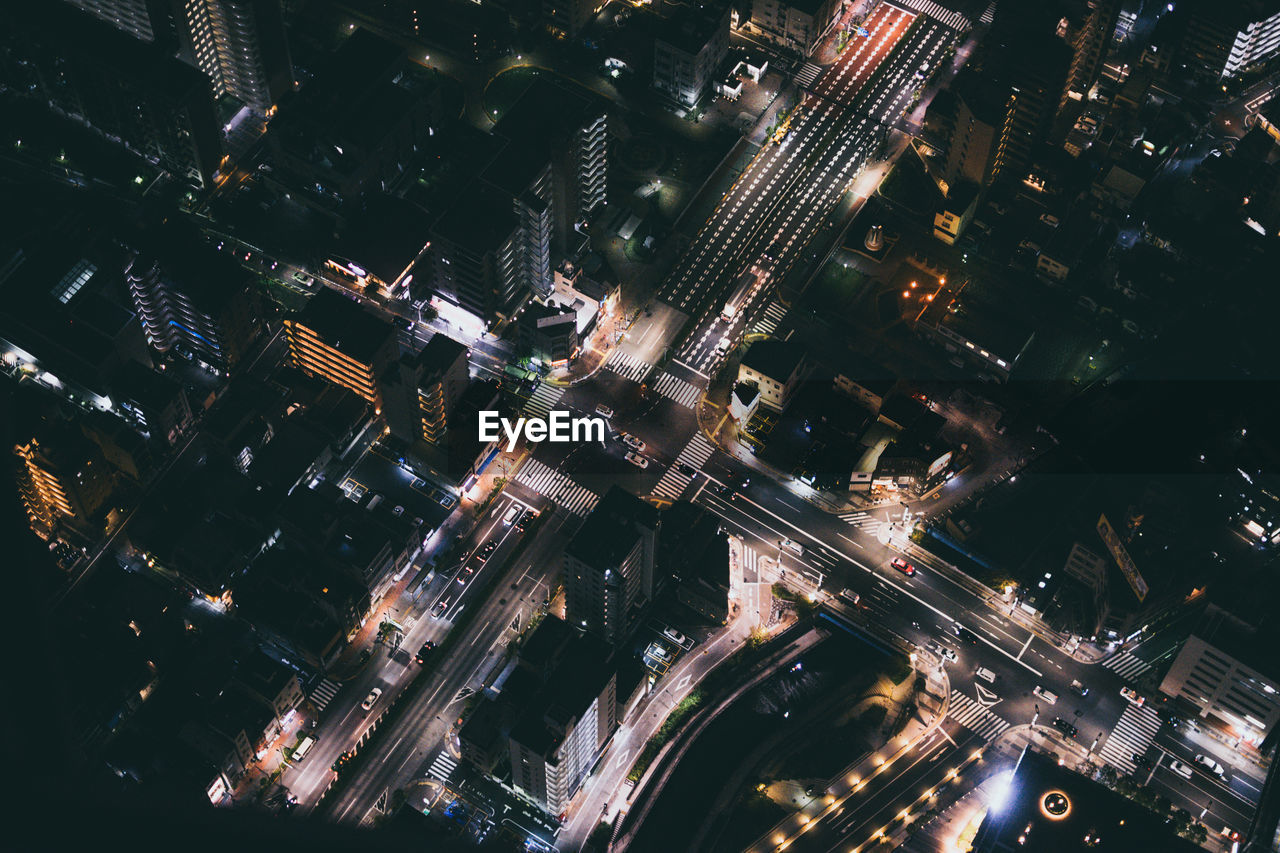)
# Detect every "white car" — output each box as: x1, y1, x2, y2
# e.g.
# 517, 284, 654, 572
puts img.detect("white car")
361, 687, 383, 711
780, 538, 804, 556
1168, 759, 1194, 779
625, 452, 648, 469
715, 336, 732, 354
1121, 686, 1144, 706
1033, 685, 1059, 704
1195, 754, 1226, 777
926, 641, 958, 663
975, 666, 998, 684
595, 404, 614, 419
621, 433, 645, 452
